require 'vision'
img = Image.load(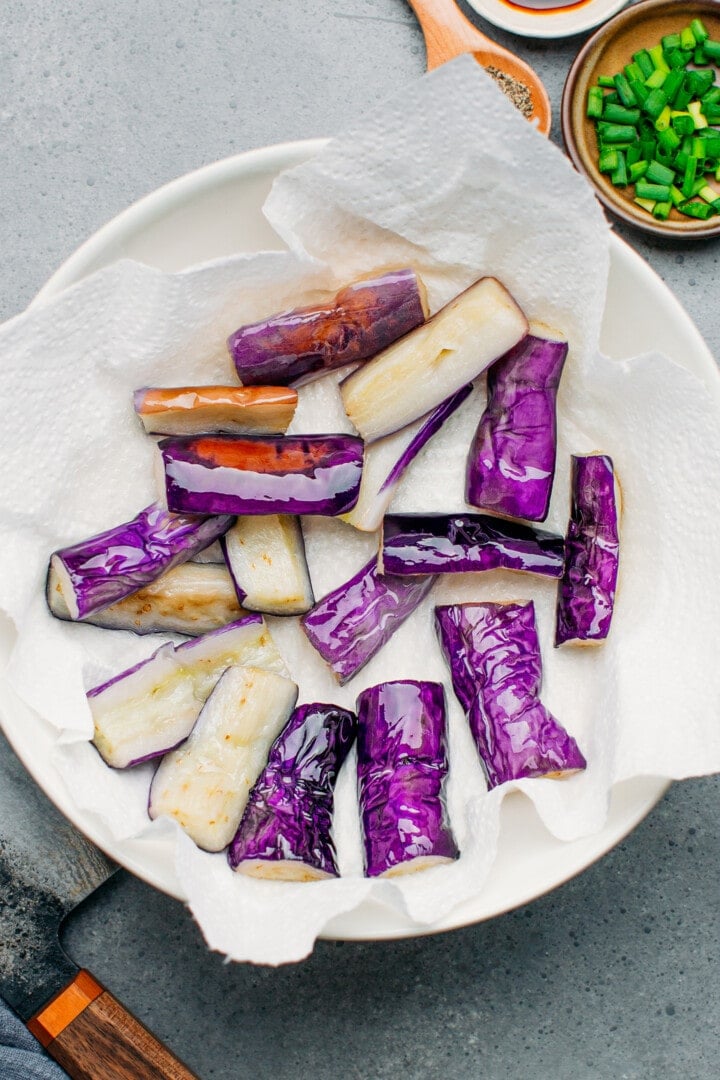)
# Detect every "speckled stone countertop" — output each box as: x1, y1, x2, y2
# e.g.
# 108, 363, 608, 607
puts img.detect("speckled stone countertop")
2, 1, 719, 1077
